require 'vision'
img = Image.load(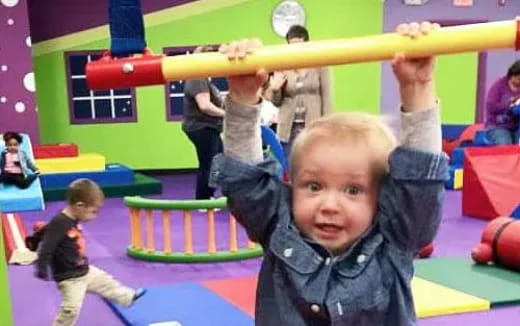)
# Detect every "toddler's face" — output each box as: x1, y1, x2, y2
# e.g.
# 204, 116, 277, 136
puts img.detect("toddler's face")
6, 138, 19, 154
292, 139, 379, 255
